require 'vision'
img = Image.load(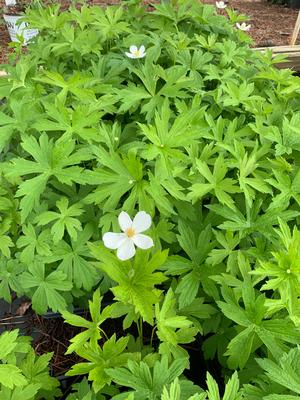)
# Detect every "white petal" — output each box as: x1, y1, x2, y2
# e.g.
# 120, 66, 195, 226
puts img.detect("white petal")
130, 45, 138, 53
103, 232, 126, 249
125, 52, 136, 58
118, 211, 132, 232
139, 45, 145, 54
117, 239, 136, 260
132, 234, 154, 249
132, 211, 152, 233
